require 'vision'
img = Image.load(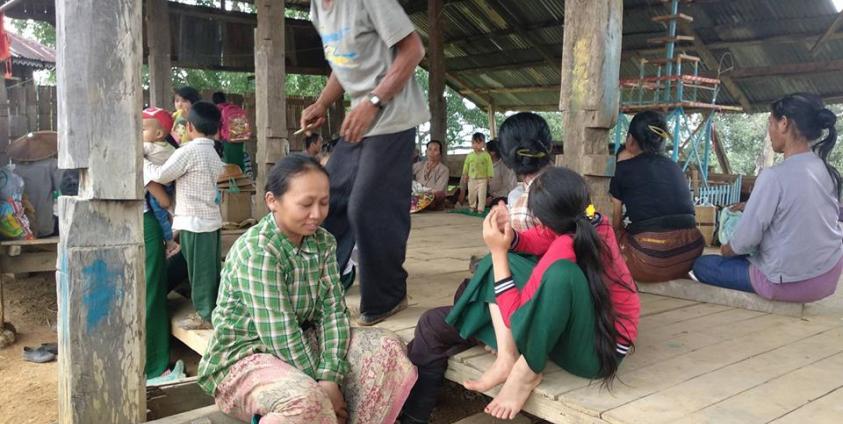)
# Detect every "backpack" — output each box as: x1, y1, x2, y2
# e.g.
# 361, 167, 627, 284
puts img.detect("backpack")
218, 103, 252, 142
